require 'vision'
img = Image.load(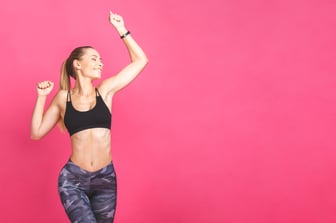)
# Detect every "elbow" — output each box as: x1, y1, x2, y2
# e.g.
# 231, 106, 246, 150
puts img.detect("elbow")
30, 134, 41, 140
30, 131, 43, 140
134, 58, 149, 71
144, 55, 149, 64
142, 56, 149, 67
130, 56, 149, 71
136, 55, 149, 67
